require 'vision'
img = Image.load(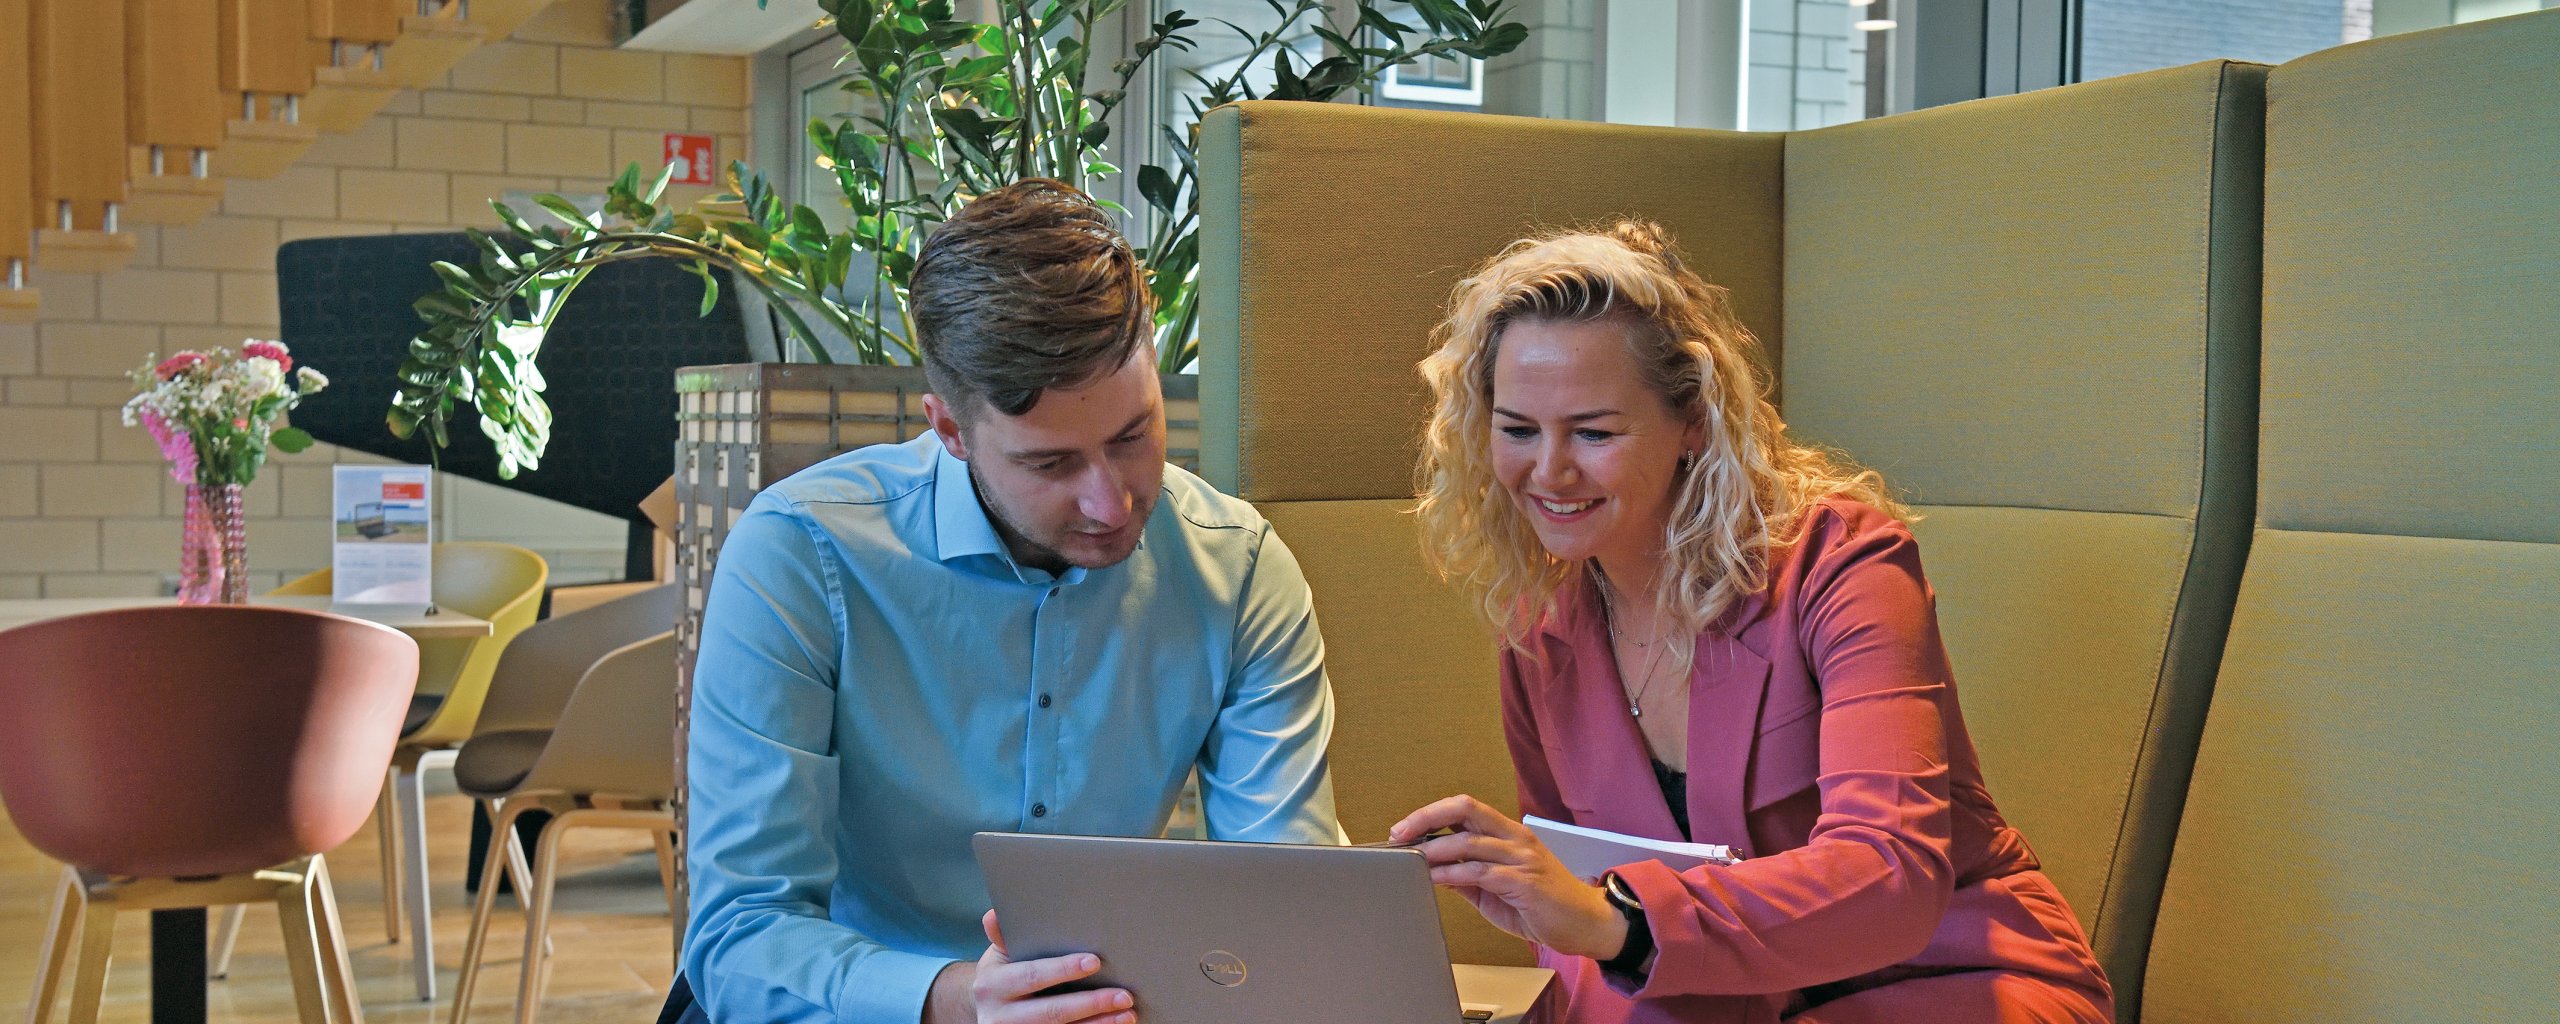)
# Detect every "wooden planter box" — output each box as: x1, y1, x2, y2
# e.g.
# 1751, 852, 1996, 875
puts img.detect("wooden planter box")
668, 362, 1203, 867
